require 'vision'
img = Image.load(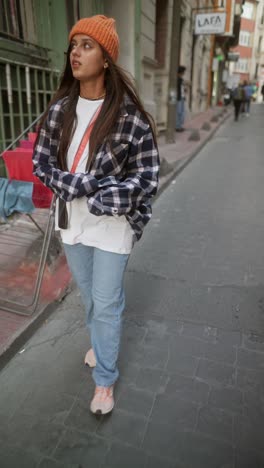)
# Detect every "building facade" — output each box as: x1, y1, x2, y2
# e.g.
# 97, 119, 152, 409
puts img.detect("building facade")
259, 2, 264, 99
0, 0, 157, 152
155, 0, 243, 131
177, 0, 212, 115
0, 0, 102, 153
228, 0, 264, 100
231, 0, 258, 81
210, 0, 243, 105
154, 0, 213, 133
250, 0, 264, 100
0, 0, 243, 157
250, 0, 264, 84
